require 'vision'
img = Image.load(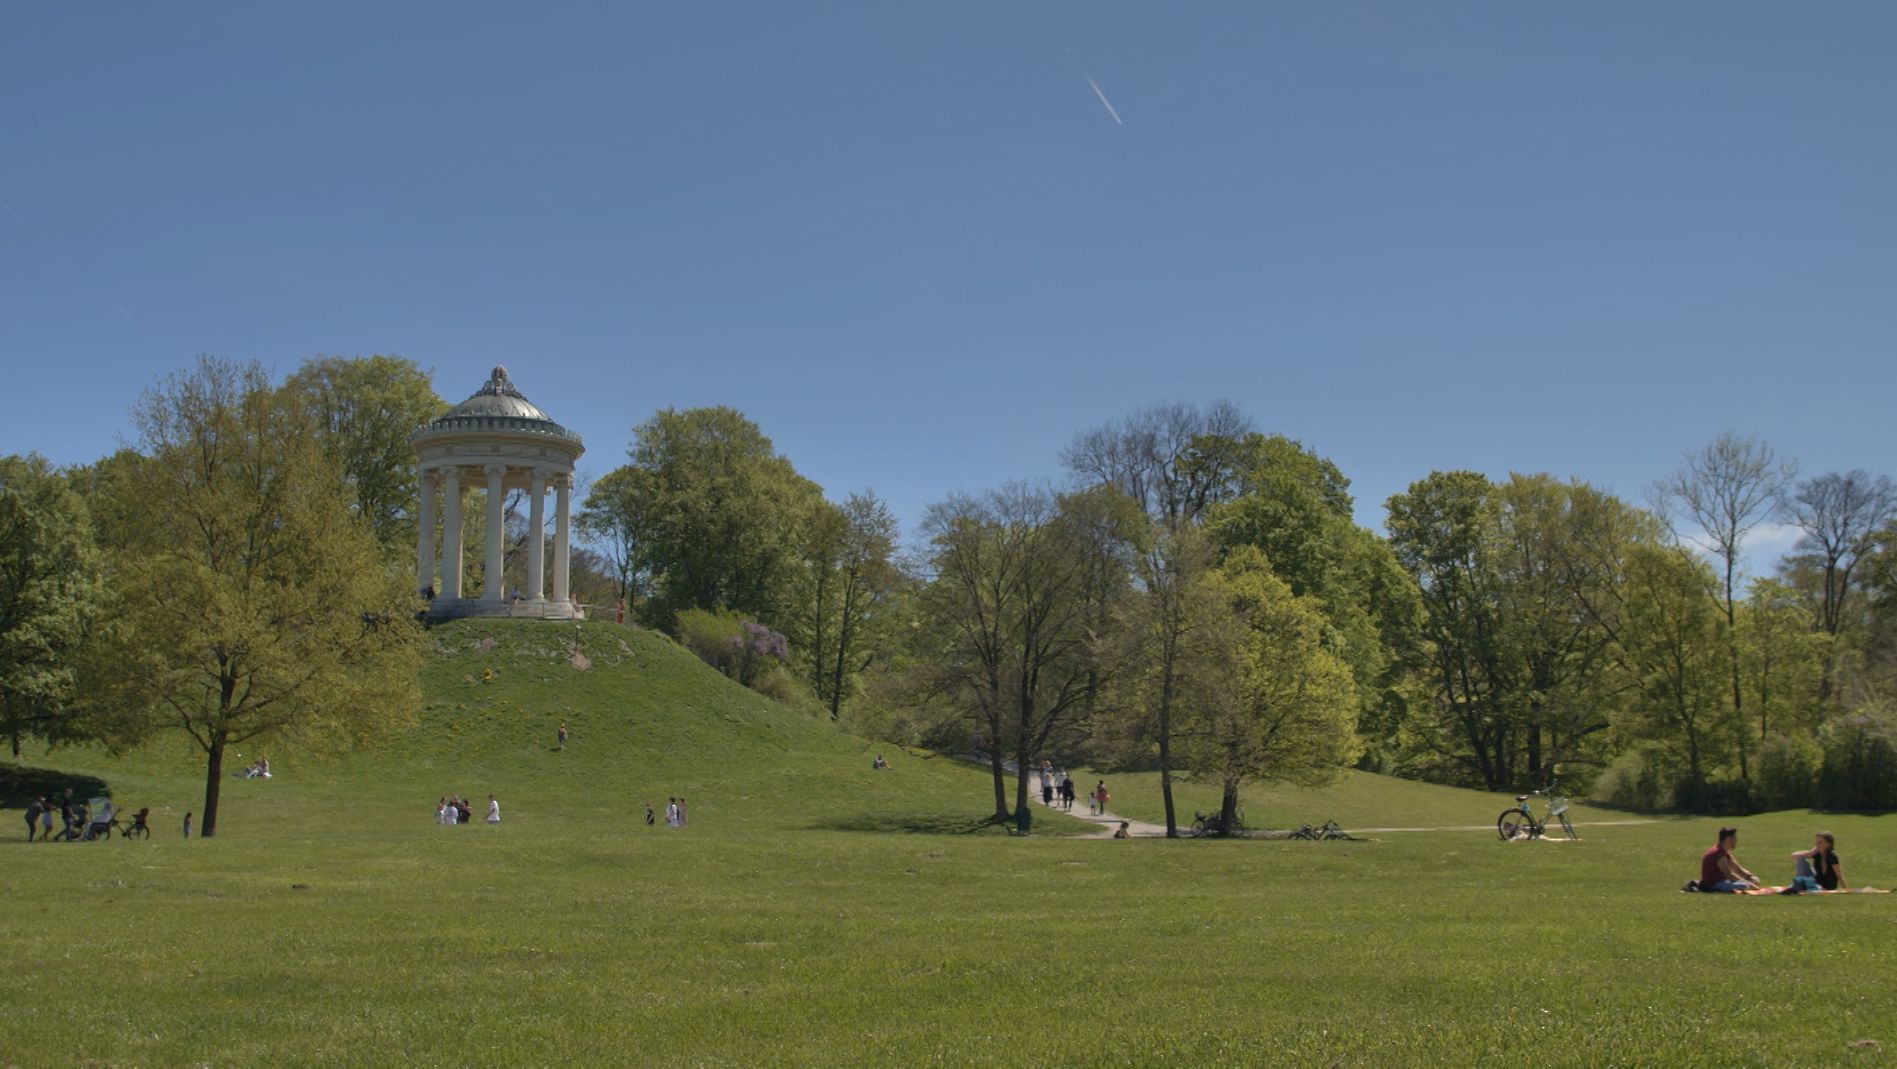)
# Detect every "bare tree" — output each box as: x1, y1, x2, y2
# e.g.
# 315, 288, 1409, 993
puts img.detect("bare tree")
1652, 433, 1794, 772
1785, 471, 1896, 636
1062, 401, 1252, 531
